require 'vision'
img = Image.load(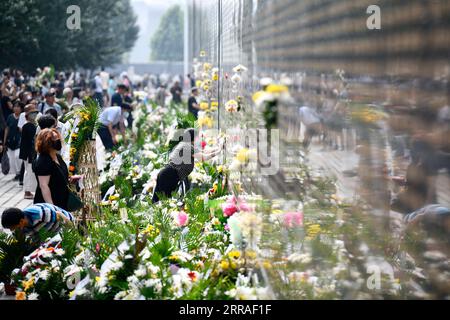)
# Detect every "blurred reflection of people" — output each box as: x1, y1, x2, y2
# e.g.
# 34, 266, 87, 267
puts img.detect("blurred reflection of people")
391, 107, 450, 213
298, 105, 322, 149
